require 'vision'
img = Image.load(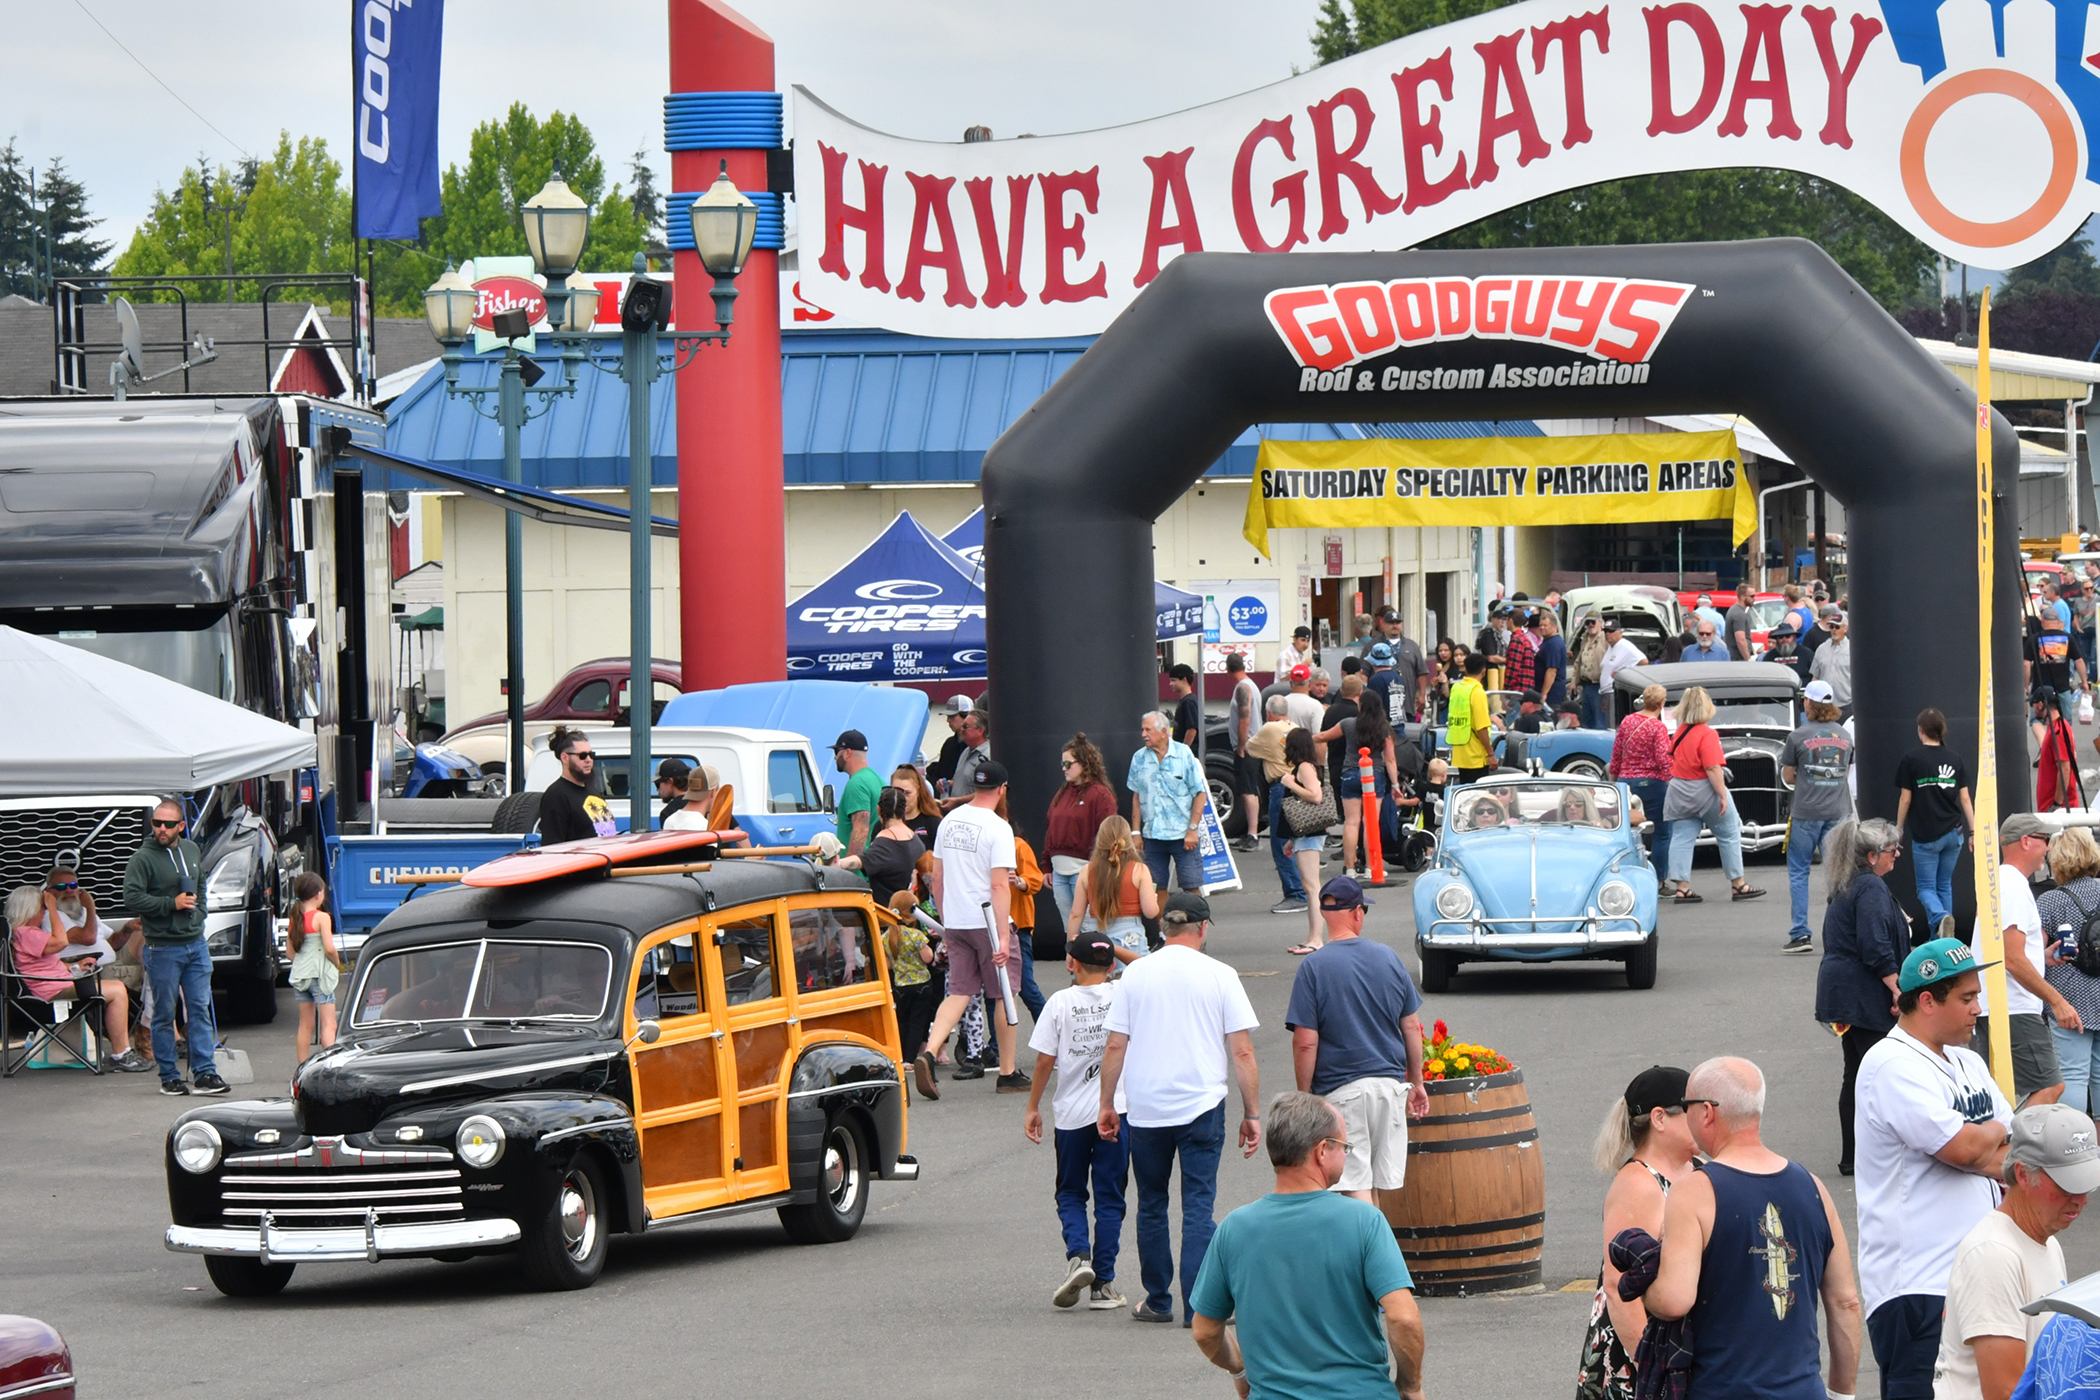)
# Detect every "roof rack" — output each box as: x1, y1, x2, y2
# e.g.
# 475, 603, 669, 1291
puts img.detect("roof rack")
397, 830, 823, 889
